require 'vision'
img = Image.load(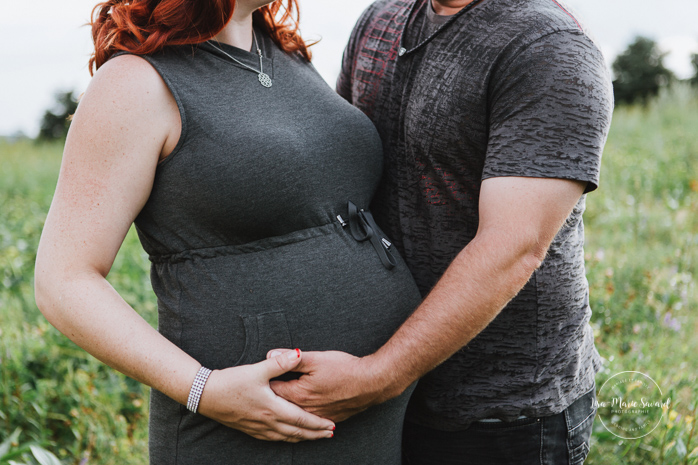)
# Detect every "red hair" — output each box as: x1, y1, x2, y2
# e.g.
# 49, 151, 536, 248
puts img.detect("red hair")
89, 0, 311, 75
